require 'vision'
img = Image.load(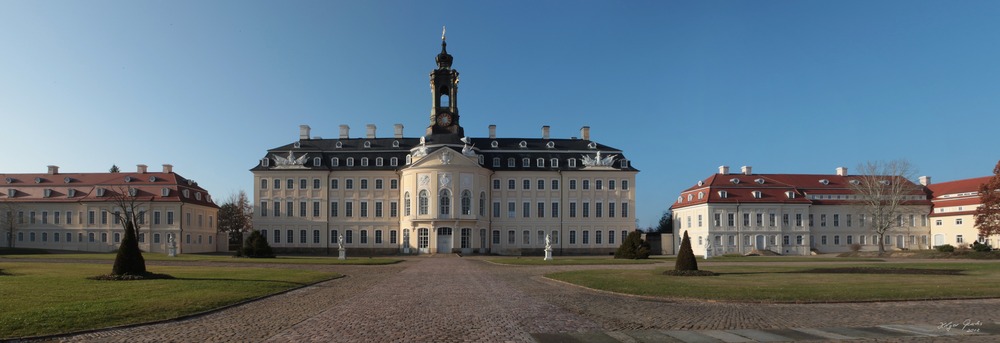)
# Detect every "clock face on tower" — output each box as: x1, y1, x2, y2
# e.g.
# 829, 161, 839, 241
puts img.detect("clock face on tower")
436, 113, 452, 127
